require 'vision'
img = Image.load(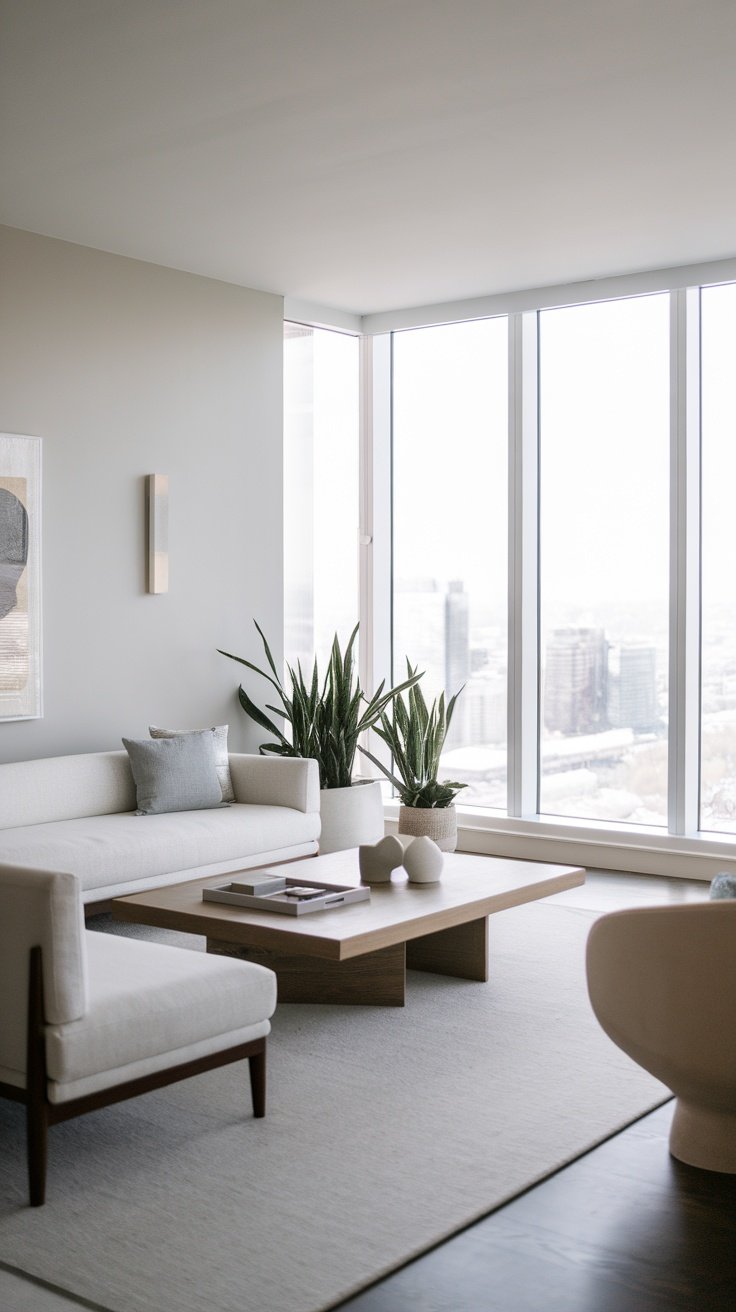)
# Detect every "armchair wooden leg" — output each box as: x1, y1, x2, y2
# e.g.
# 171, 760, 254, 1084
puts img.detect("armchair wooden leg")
249, 1045, 266, 1118
26, 945, 49, 1206
27, 1094, 48, 1207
